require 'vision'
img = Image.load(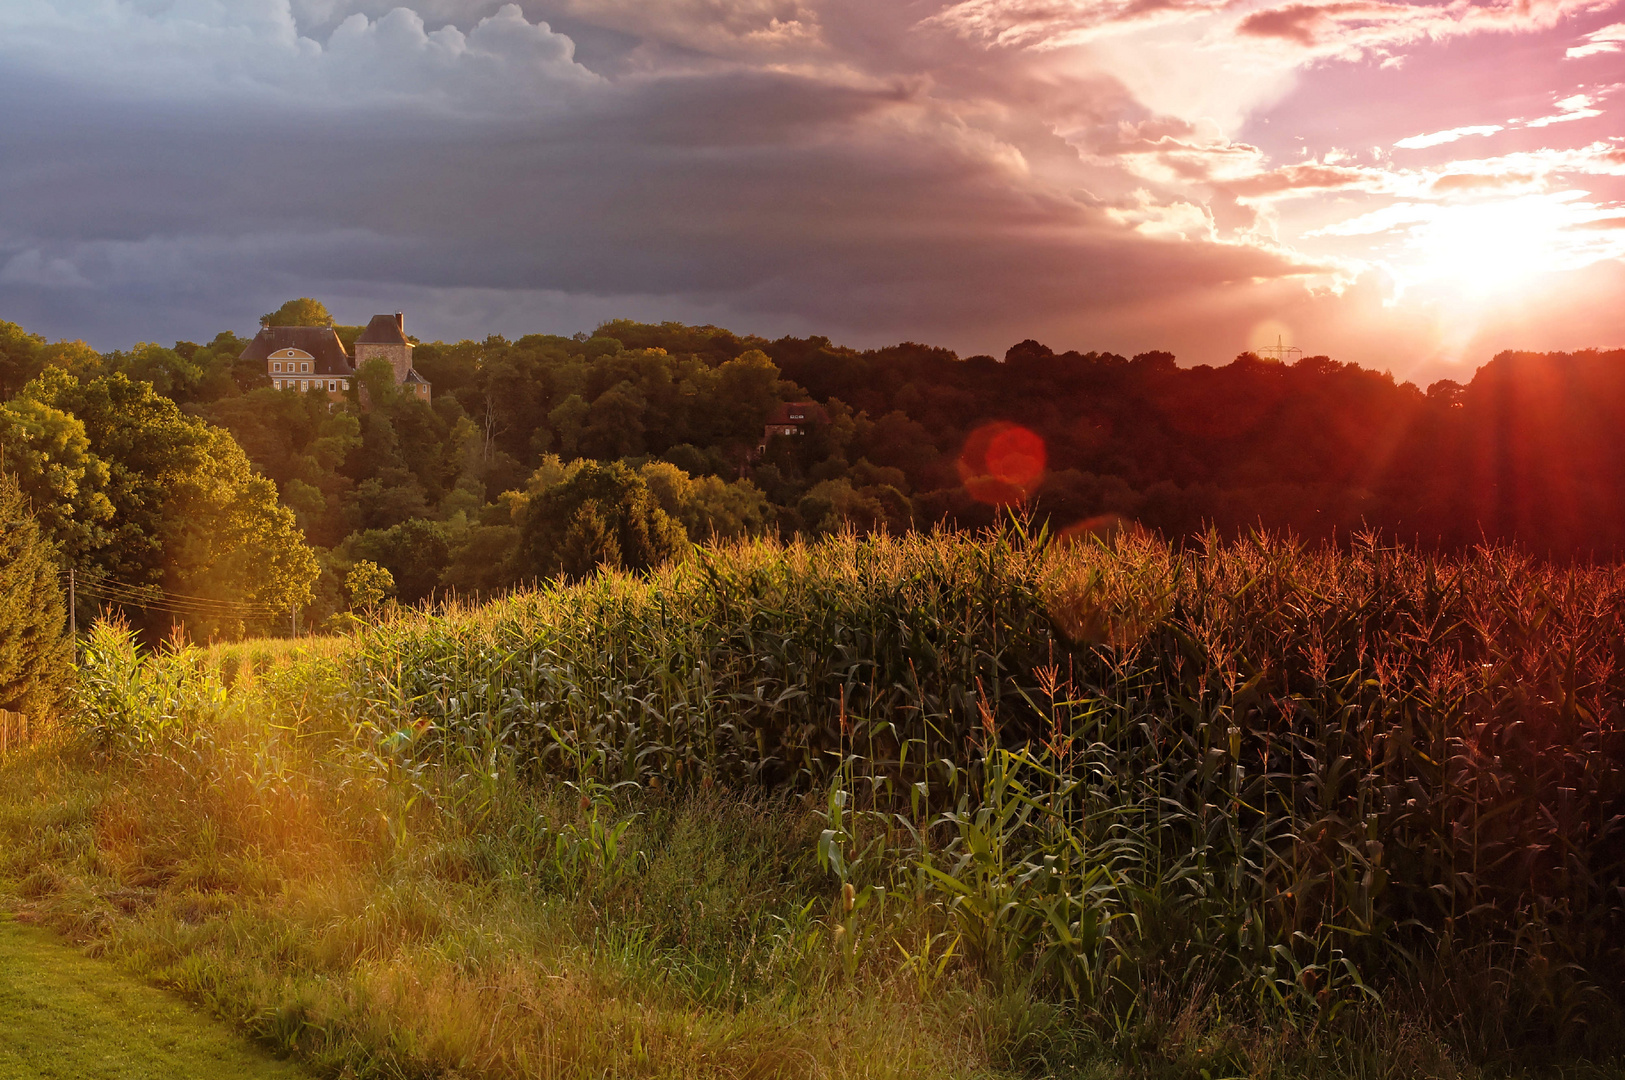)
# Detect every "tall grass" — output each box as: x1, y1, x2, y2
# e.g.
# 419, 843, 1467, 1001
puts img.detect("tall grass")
19, 525, 1625, 1076
340, 528, 1625, 1046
